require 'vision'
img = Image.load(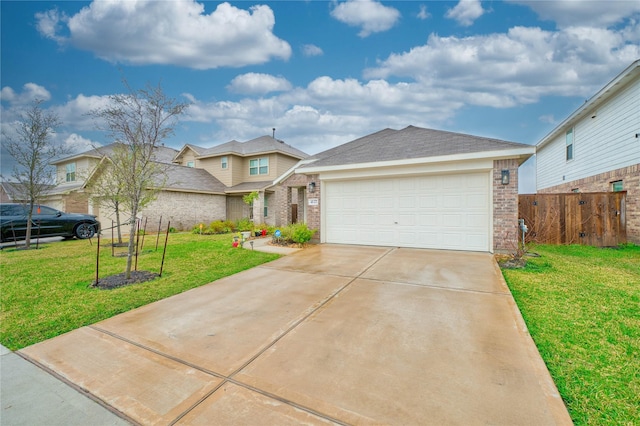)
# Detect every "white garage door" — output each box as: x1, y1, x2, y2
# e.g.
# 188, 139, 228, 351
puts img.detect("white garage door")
324, 172, 490, 251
